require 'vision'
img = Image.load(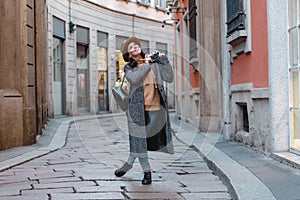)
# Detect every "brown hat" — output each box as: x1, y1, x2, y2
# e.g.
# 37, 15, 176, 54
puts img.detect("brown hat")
120, 36, 141, 62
